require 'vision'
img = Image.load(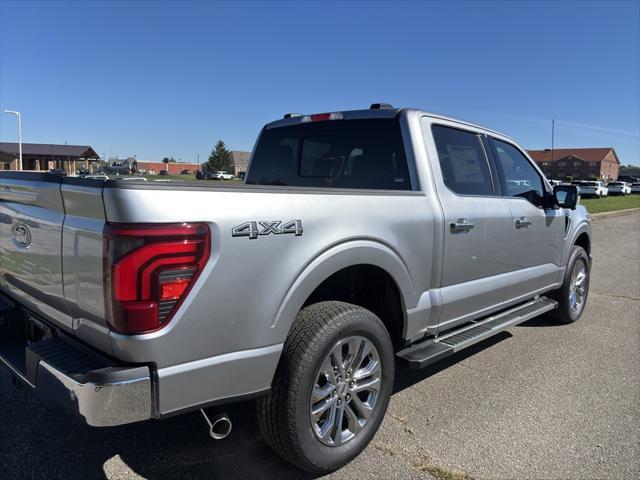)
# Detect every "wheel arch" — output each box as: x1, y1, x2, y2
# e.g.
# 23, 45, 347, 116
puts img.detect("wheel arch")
569, 221, 592, 262
574, 231, 591, 257
270, 239, 418, 347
